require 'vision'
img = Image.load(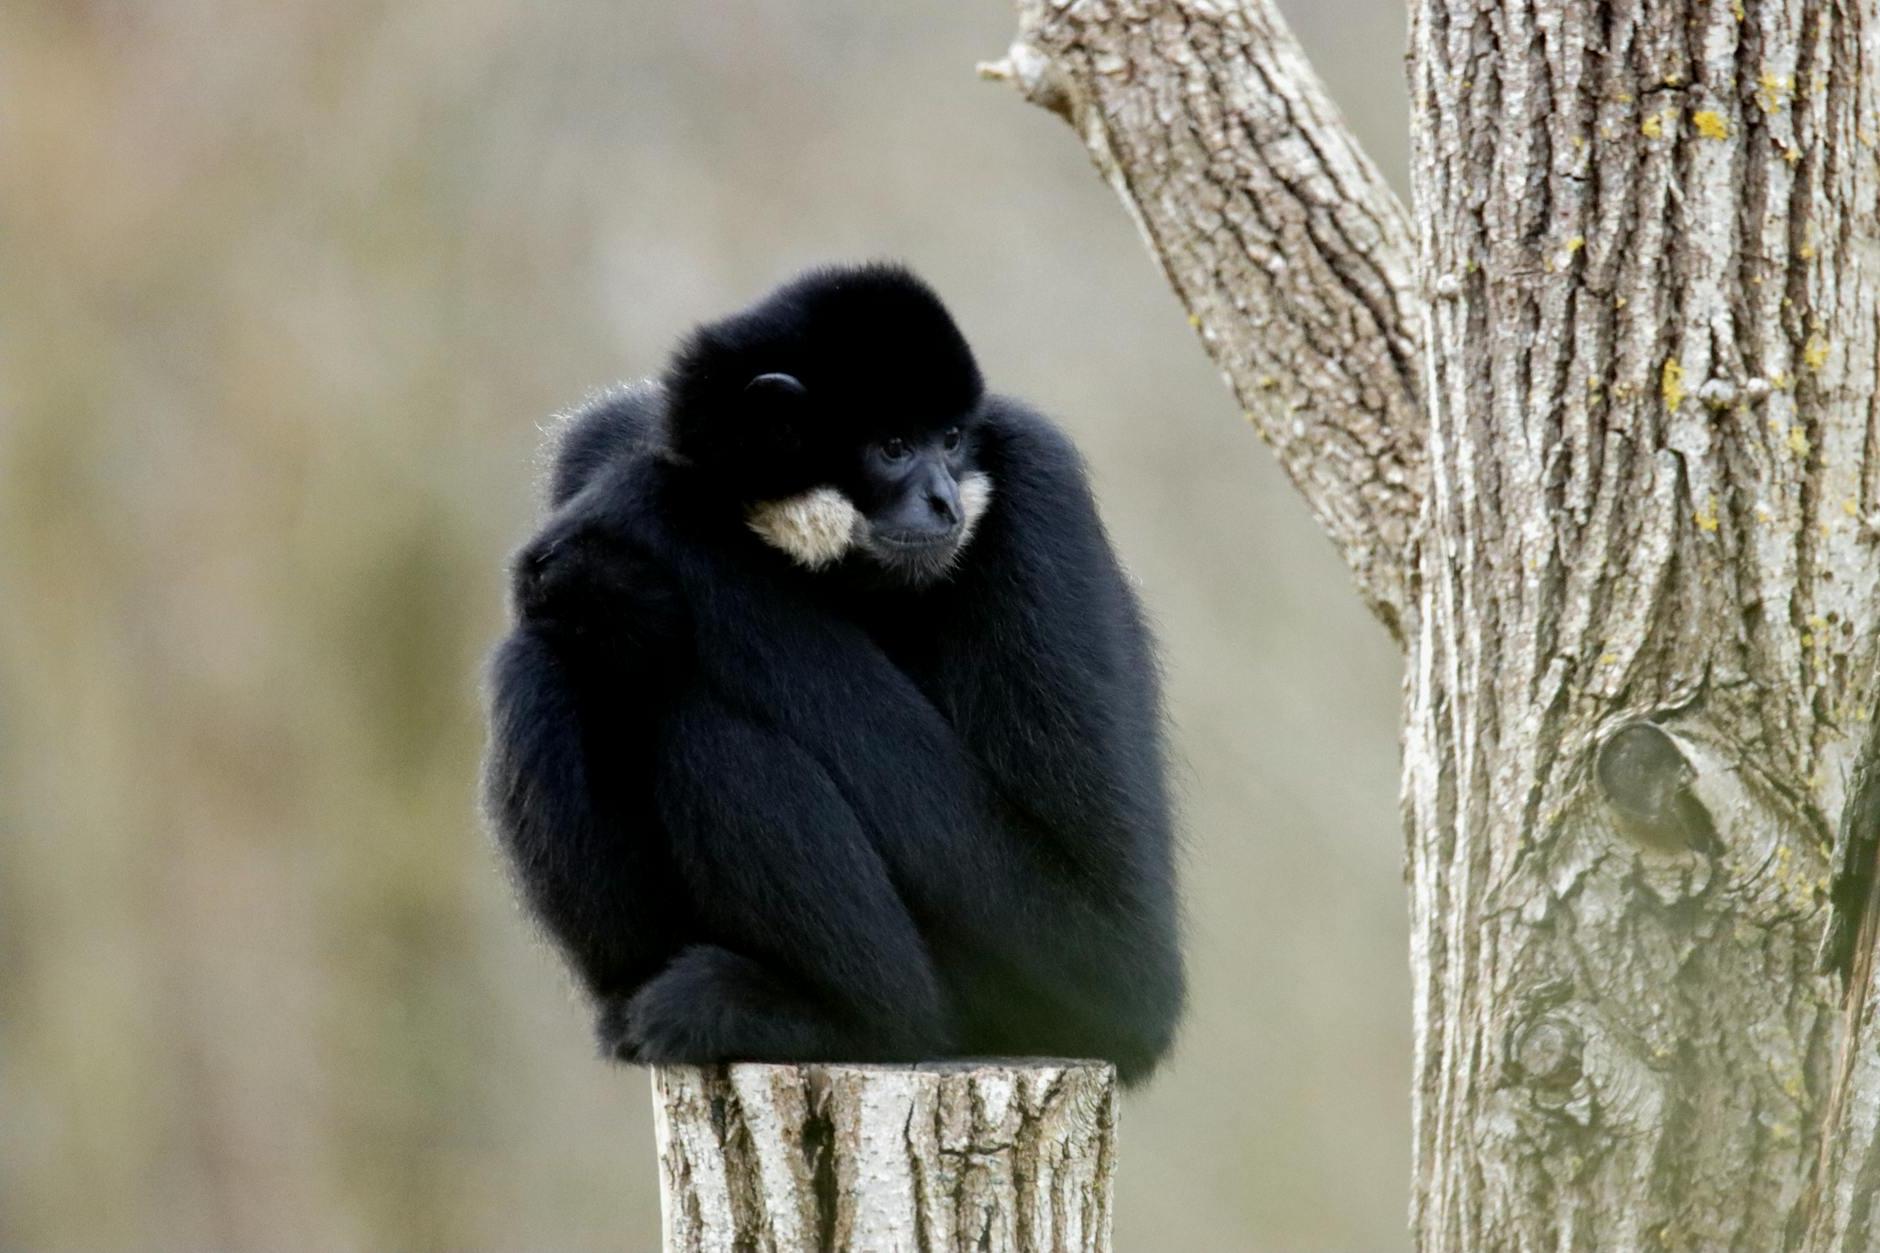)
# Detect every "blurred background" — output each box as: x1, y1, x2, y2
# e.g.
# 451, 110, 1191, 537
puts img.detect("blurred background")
0, 1, 1410, 1248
